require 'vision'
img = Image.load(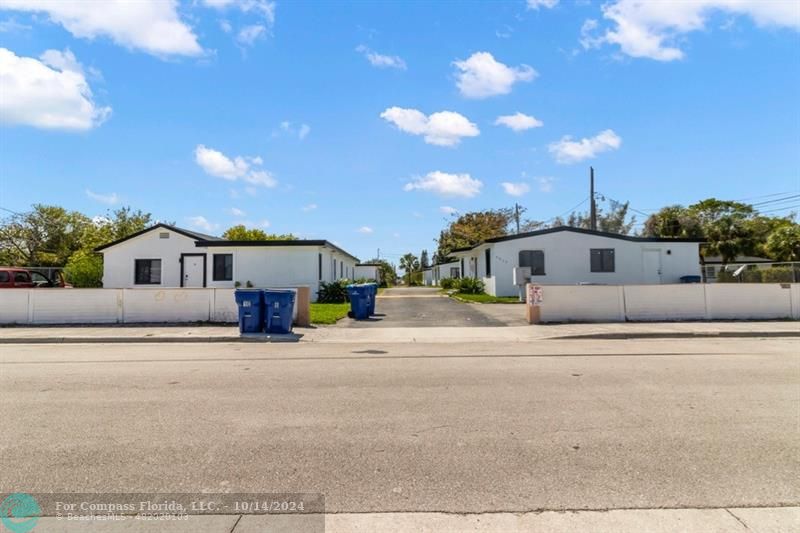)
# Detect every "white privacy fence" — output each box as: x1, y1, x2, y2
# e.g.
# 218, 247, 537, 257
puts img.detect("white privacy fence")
0, 288, 299, 325
535, 283, 800, 323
